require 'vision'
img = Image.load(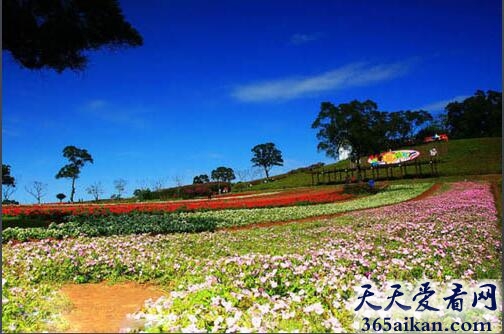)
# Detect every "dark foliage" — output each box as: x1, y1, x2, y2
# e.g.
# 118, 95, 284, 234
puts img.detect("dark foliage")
446, 90, 502, 139
4, 0, 143, 72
